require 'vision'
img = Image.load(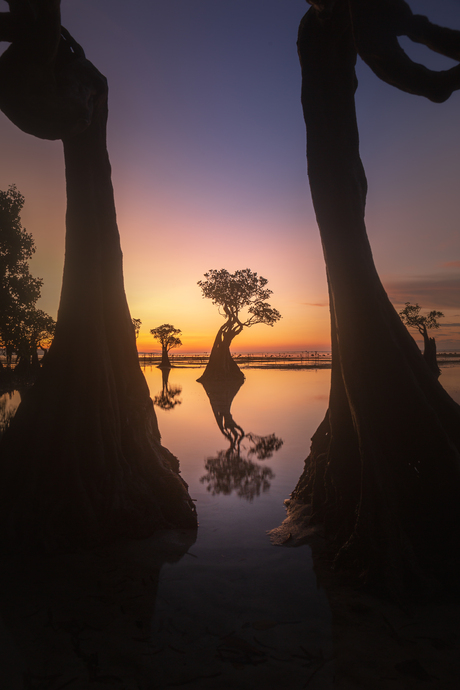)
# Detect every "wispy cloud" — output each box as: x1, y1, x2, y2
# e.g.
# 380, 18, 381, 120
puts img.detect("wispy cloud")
441, 261, 460, 269
385, 276, 460, 308
302, 302, 328, 308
